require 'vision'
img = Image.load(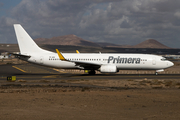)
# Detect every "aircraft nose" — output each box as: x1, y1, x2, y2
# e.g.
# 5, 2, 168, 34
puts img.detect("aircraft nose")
168, 61, 174, 67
